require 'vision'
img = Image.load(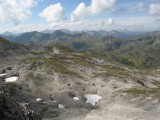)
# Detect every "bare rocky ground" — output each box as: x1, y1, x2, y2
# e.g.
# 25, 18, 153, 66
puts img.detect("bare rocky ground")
0, 46, 160, 120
